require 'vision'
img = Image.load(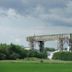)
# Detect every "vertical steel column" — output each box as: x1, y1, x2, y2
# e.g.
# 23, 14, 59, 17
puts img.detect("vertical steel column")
69, 39, 72, 51
39, 41, 44, 52
69, 34, 72, 51
63, 37, 69, 51
58, 38, 64, 51
29, 41, 34, 50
